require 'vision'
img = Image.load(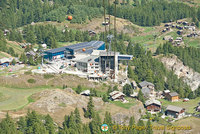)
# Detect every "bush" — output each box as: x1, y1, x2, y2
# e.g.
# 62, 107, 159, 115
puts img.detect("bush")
43, 74, 54, 79
24, 71, 32, 75
102, 94, 109, 102
76, 85, 82, 94
59, 102, 66, 107
27, 79, 36, 83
